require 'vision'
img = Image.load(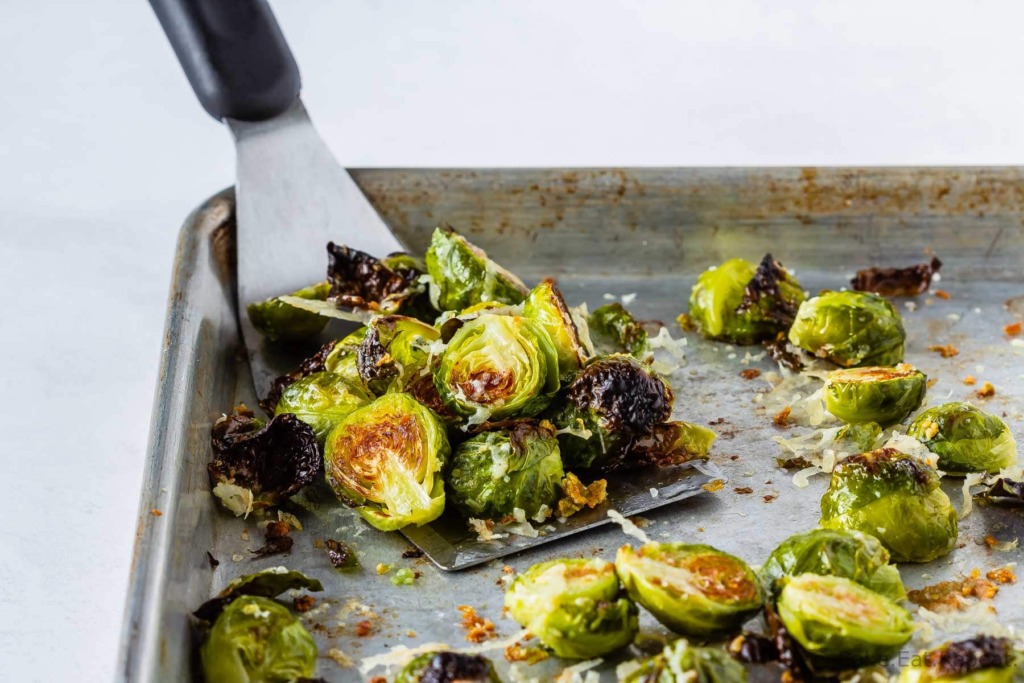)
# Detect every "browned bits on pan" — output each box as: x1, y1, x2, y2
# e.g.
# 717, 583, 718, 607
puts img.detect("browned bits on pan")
975, 382, 996, 398
927, 378, 940, 389
739, 368, 762, 380
928, 344, 960, 358
773, 406, 792, 427
734, 487, 754, 495
370, 677, 387, 683
250, 520, 294, 558
702, 479, 725, 493
934, 289, 952, 300
850, 256, 941, 296
354, 619, 374, 637
150, 509, 163, 517
763, 494, 778, 503
556, 473, 608, 518
1004, 321, 1023, 336
293, 594, 316, 612
206, 551, 219, 569
986, 566, 1016, 584
457, 605, 496, 642
401, 547, 424, 559
504, 642, 549, 664
907, 569, 999, 611
963, 375, 977, 386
